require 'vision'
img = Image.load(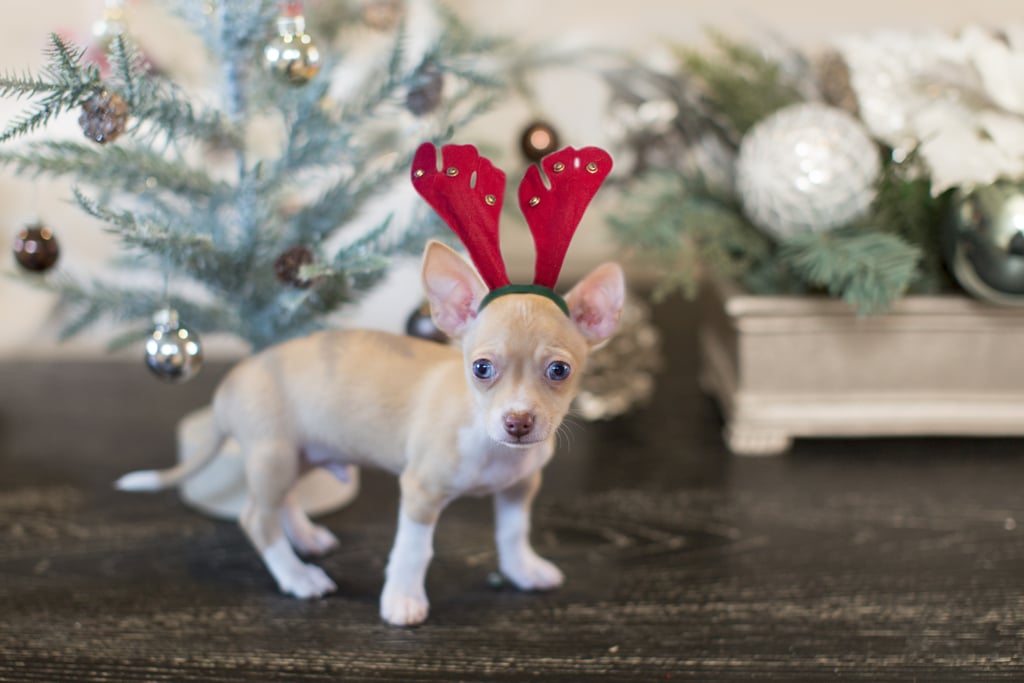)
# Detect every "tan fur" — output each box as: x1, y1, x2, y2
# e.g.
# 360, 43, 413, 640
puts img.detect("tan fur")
117, 240, 625, 627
